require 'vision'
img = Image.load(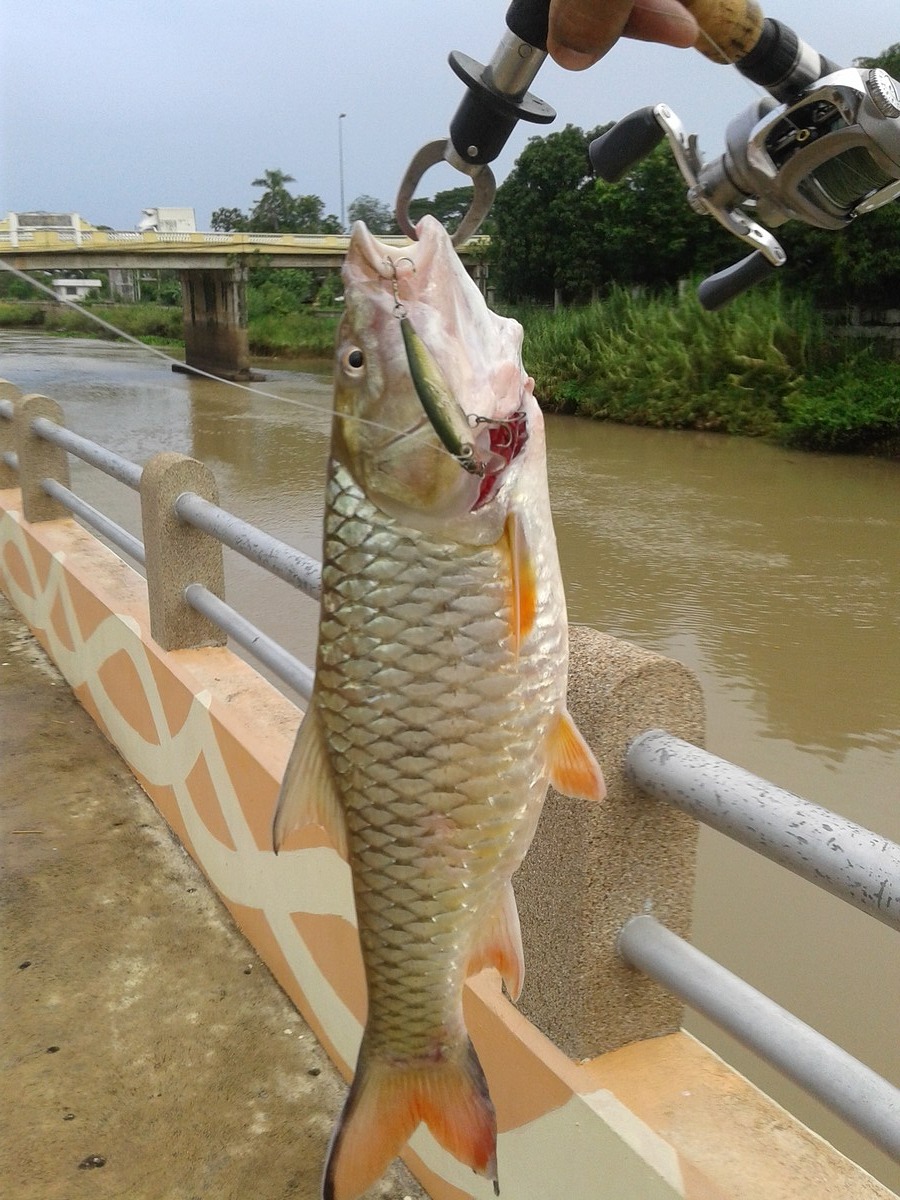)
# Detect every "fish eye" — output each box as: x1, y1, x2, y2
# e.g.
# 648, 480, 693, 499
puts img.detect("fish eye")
341, 346, 365, 375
